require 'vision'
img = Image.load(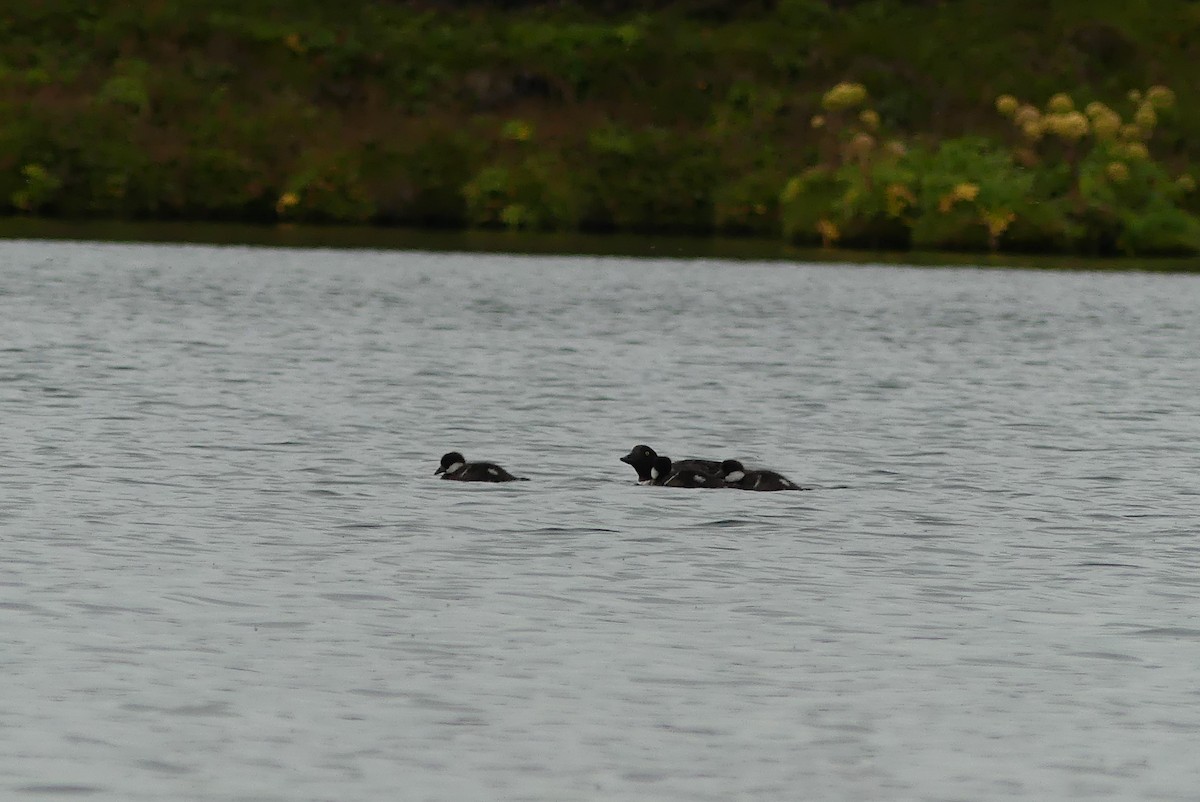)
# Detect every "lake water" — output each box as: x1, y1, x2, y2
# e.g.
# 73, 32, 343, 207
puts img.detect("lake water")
2, 239, 1199, 801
